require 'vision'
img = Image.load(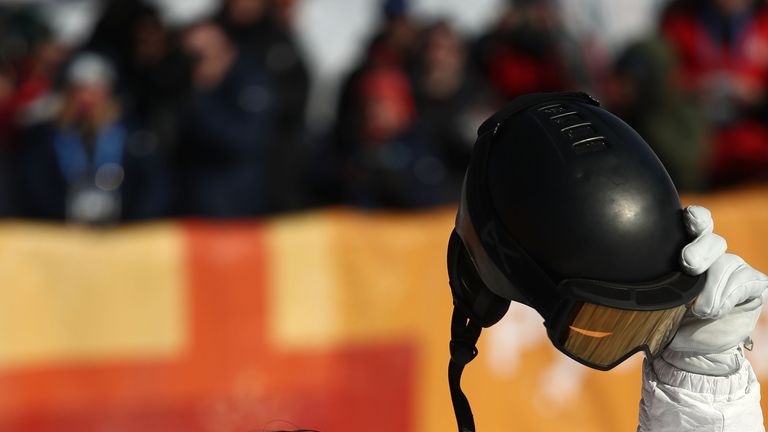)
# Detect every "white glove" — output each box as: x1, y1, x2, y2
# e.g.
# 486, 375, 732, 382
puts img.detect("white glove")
661, 205, 768, 375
